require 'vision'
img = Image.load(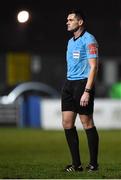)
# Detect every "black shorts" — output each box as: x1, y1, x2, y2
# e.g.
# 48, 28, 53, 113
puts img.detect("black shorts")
61, 79, 95, 115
